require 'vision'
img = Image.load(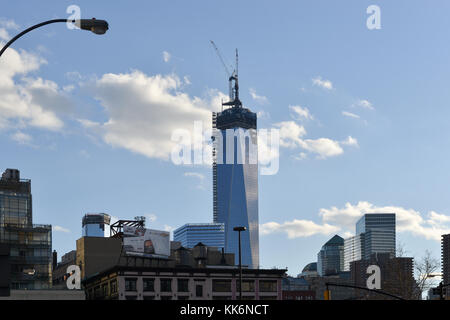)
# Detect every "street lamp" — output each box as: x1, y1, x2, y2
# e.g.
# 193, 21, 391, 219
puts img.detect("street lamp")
0, 18, 109, 58
233, 226, 246, 300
